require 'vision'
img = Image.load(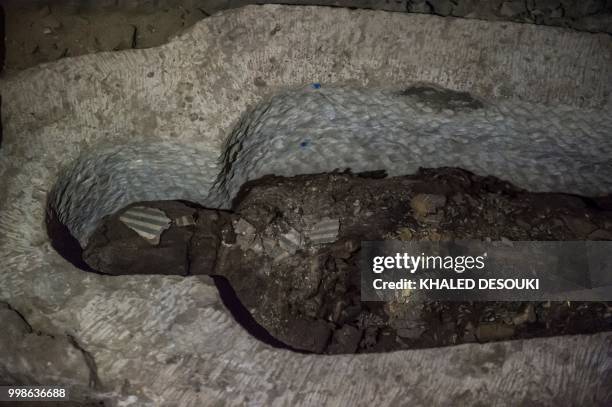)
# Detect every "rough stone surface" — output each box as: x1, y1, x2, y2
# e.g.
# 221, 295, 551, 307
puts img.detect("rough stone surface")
0, 5, 611, 406
47, 86, 612, 245
3, 1, 612, 72
0, 302, 98, 403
